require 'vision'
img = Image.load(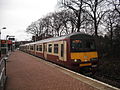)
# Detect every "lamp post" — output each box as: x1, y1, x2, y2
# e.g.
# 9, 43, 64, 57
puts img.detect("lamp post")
6, 35, 9, 56
0, 27, 6, 57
